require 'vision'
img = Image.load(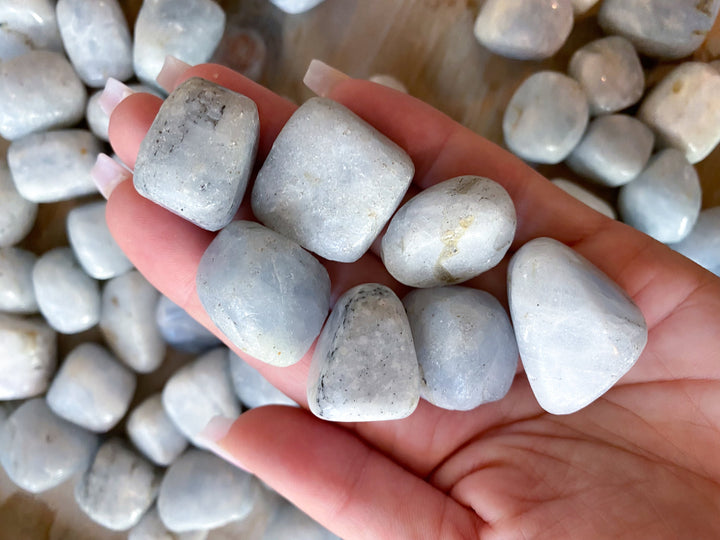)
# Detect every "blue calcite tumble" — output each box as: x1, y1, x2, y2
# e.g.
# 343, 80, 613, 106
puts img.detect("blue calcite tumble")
671, 207, 720, 276
127, 394, 188, 467
228, 351, 297, 409
0, 247, 38, 313
0, 314, 56, 399
0, 160, 37, 247
128, 506, 208, 540
155, 295, 221, 353
0, 0, 62, 51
